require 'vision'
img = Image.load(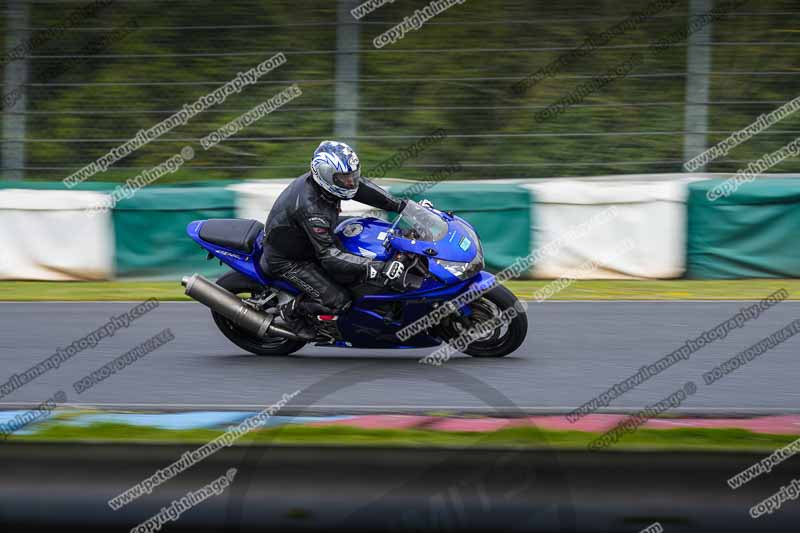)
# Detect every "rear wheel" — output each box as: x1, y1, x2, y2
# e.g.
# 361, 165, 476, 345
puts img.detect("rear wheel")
442, 285, 528, 358
211, 272, 306, 356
